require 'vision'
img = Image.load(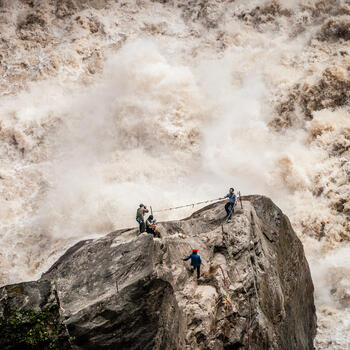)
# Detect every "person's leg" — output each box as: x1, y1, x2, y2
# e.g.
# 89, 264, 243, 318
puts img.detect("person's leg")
197, 265, 200, 279
225, 202, 230, 216
140, 221, 145, 233
228, 203, 234, 220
